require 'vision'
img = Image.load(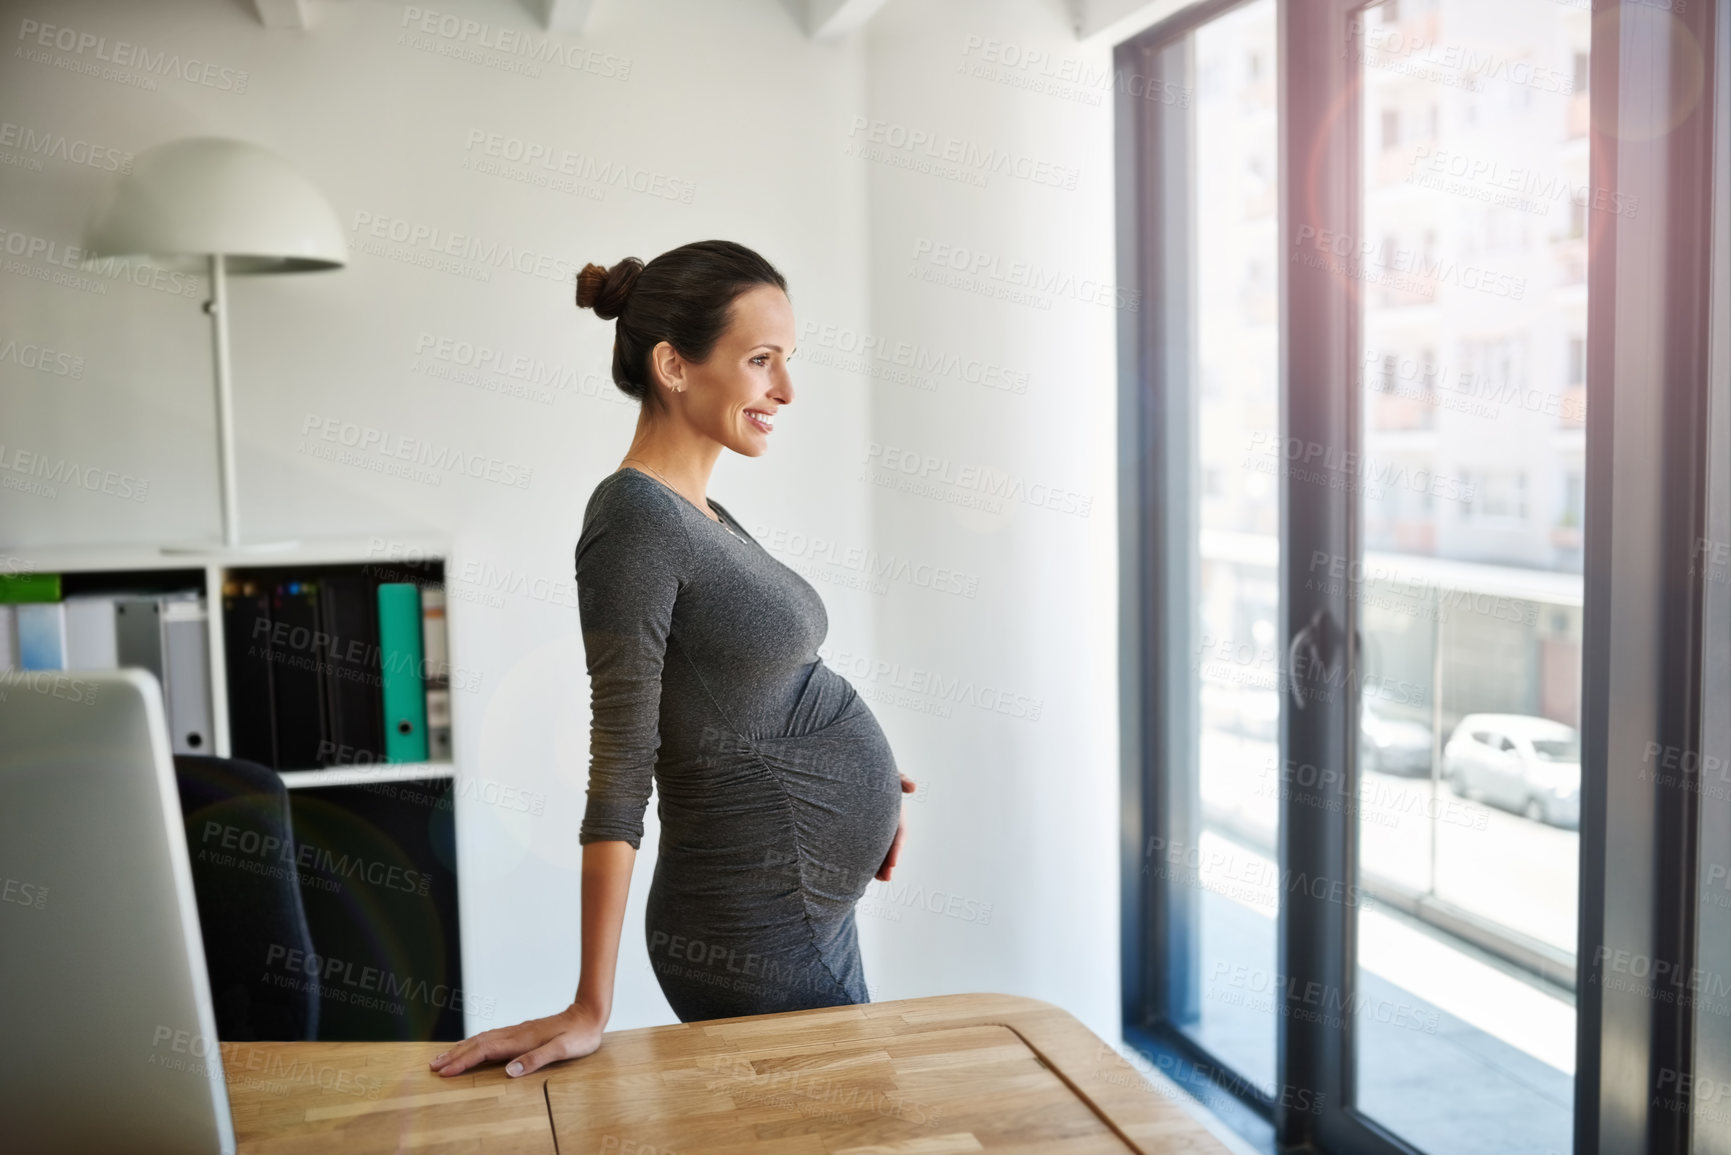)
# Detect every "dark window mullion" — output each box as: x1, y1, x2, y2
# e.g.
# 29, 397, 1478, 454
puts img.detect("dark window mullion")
1693, 7, 1731, 1153
1576, 0, 1721, 1150
1118, 27, 1200, 1043
1280, 3, 1431, 1152
1117, 0, 1284, 1130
